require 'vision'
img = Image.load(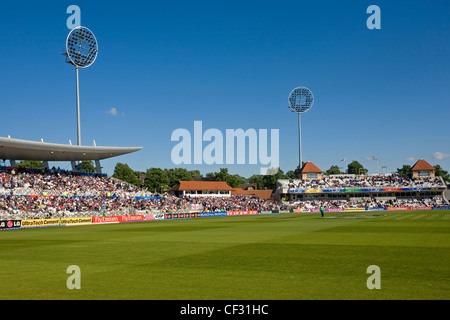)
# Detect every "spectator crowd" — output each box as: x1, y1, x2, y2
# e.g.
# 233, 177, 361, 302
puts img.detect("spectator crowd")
279, 173, 446, 191
0, 167, 448, 220
282, 196, 446, 212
